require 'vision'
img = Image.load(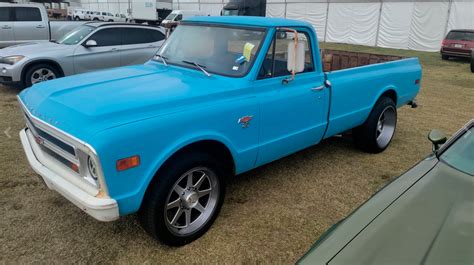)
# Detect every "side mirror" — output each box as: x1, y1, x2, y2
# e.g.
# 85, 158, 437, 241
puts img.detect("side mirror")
287, 40, 305, 75
428, 129, 447, 152
84, 40, 97, 48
